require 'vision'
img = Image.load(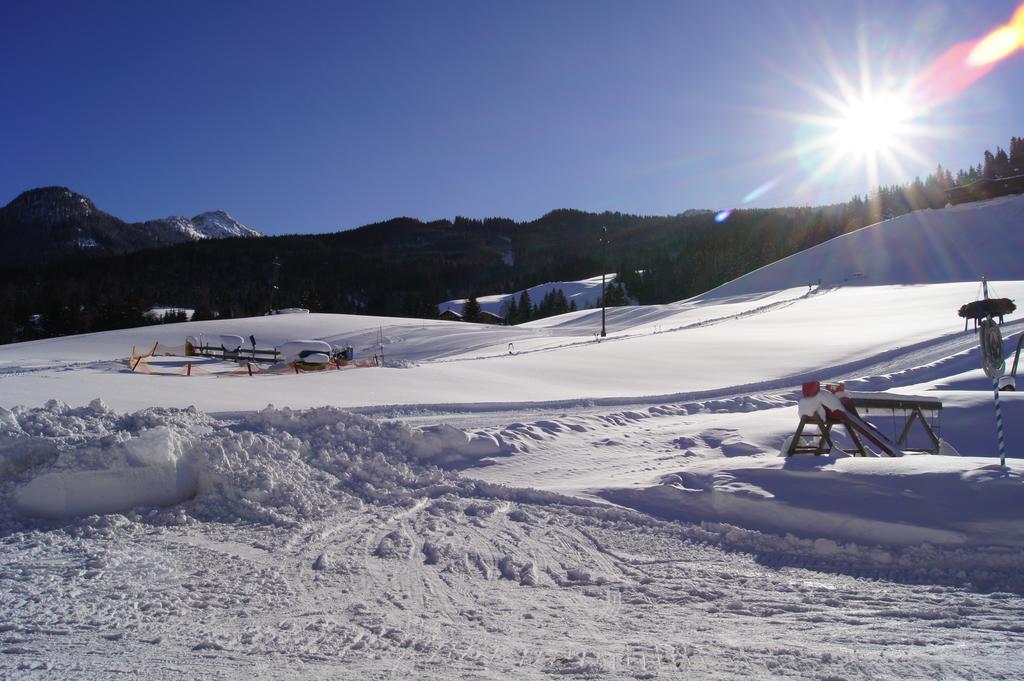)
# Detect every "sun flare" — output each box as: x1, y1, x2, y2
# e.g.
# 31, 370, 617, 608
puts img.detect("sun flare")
833, 94, 913, 157
775, 3, 1024, 202
787, 79, 933, 196
753, 37, 943, 204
